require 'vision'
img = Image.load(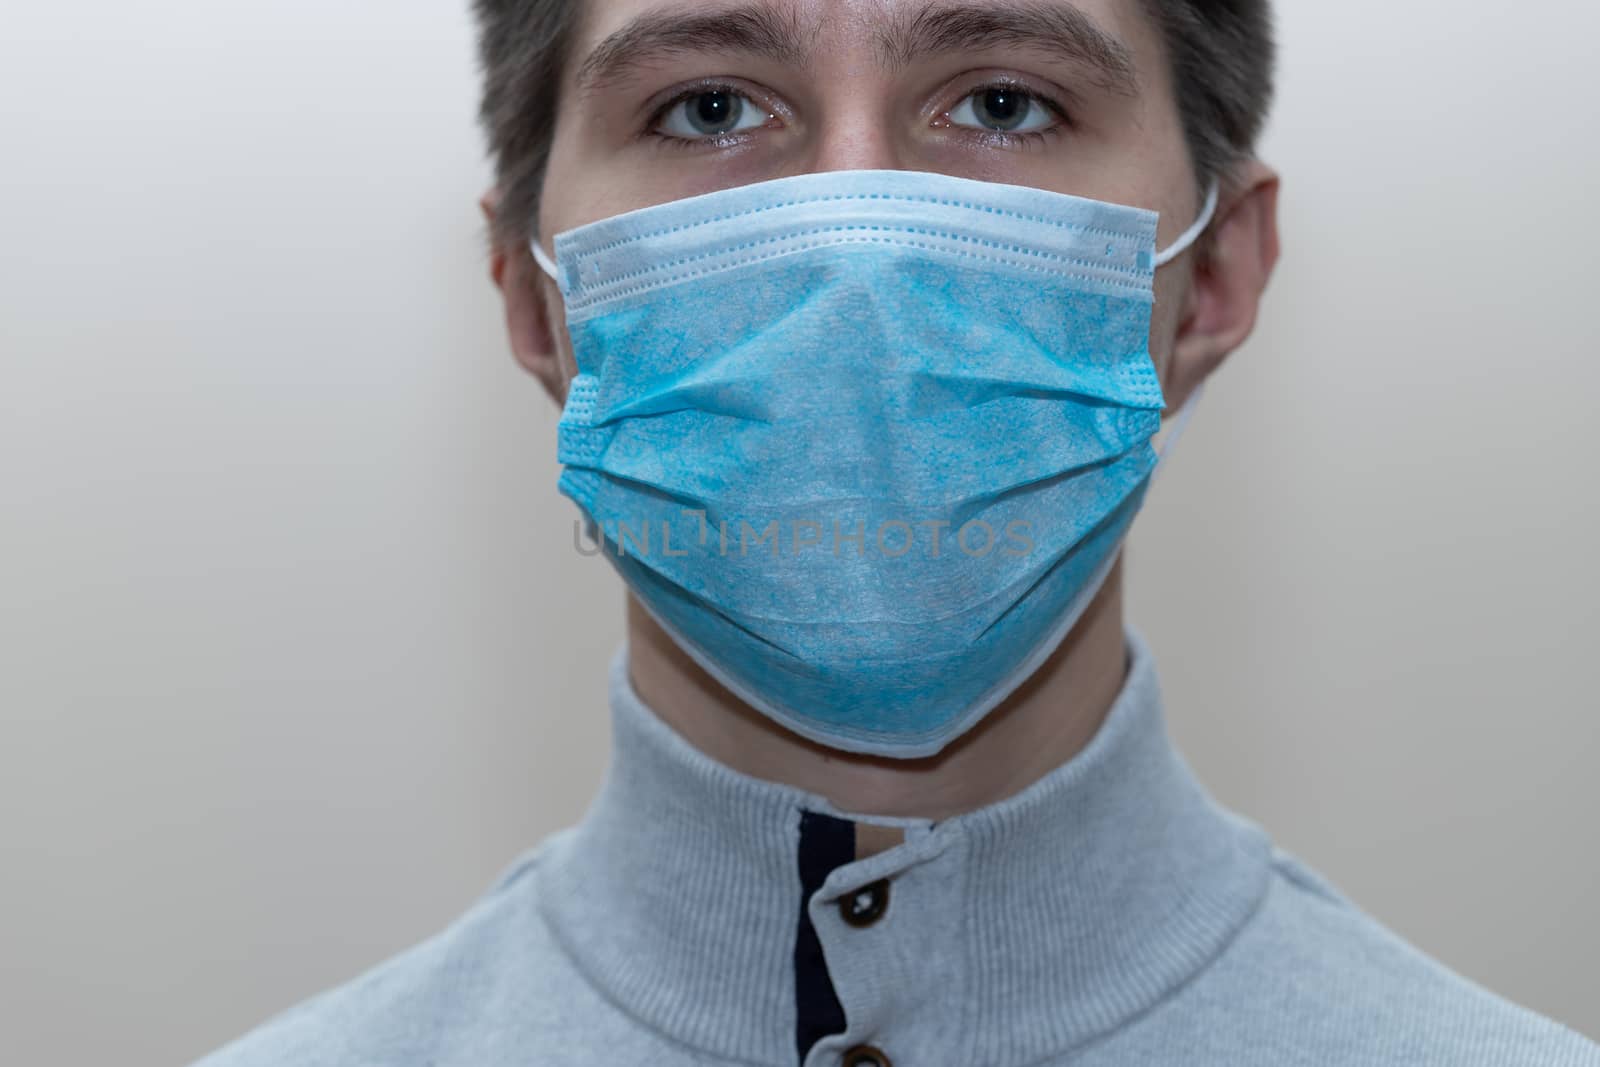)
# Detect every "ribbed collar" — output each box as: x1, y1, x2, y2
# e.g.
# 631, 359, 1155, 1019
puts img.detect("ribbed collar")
537, 629, 1271, 1066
